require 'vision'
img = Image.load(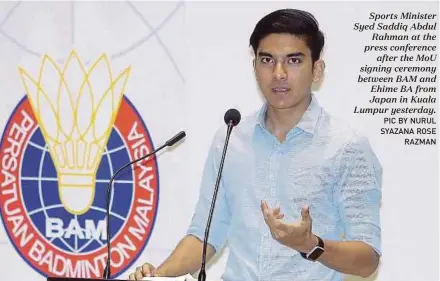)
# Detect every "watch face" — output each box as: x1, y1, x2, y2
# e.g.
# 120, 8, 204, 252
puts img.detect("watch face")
308, 247, 325, 261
